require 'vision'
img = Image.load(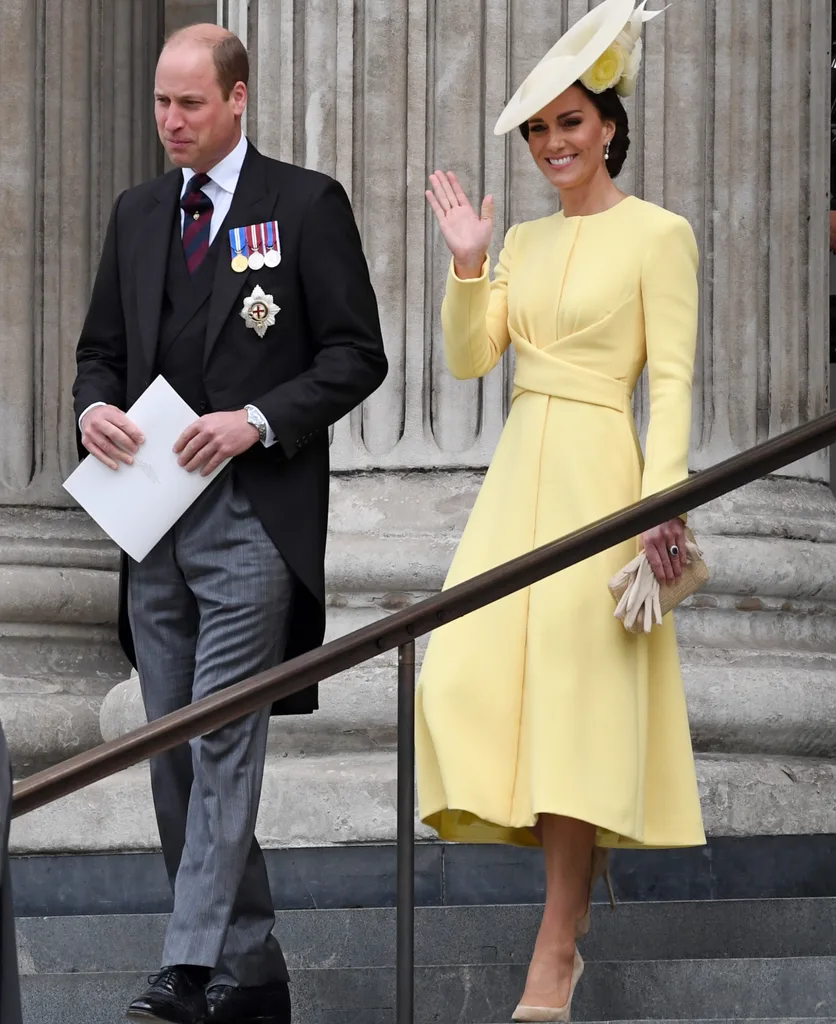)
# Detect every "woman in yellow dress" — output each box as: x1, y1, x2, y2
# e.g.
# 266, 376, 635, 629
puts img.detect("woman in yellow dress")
416, 0, 705, 1018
